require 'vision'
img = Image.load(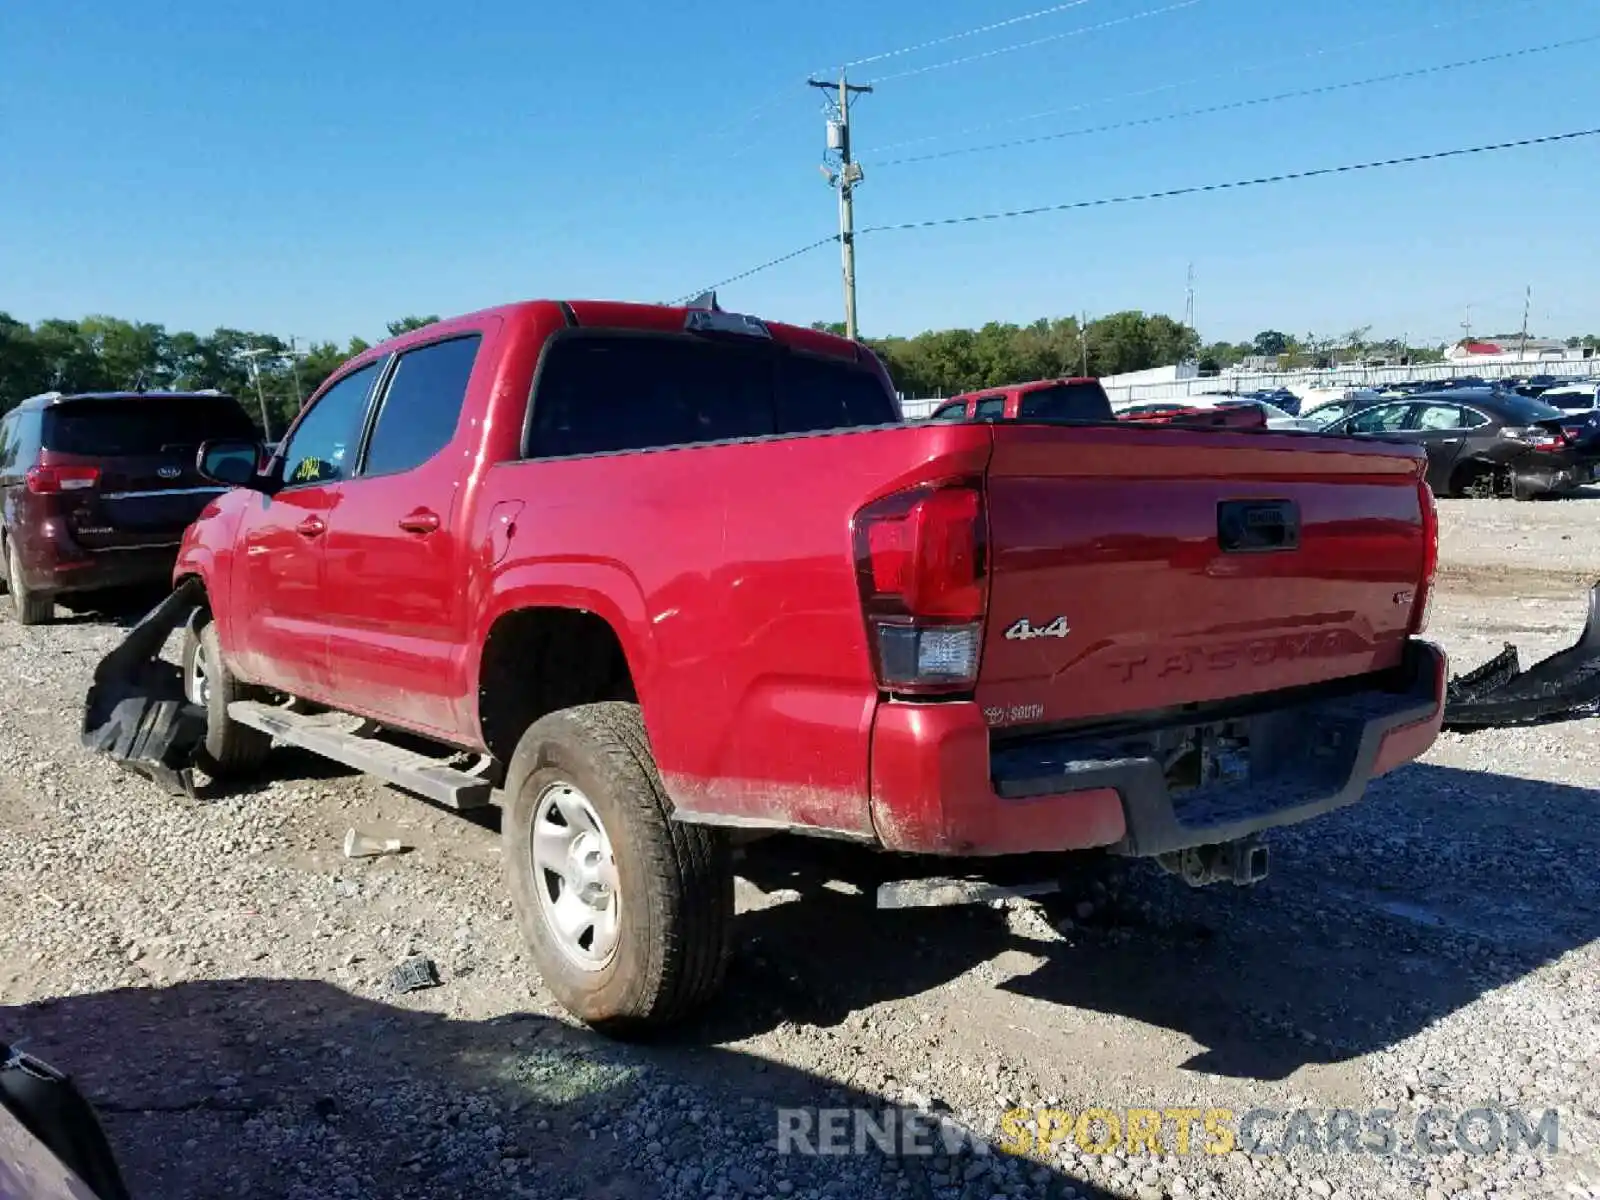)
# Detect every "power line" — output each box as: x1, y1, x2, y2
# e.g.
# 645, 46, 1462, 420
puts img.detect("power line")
878, 32, 1600, 168
868, 0, 1553, 154
842, 0, 1096, 70
859, 129, 1600, 235
861, 0, 1202, 85
678, 128, 1600, 297
672, 236, 842, 305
